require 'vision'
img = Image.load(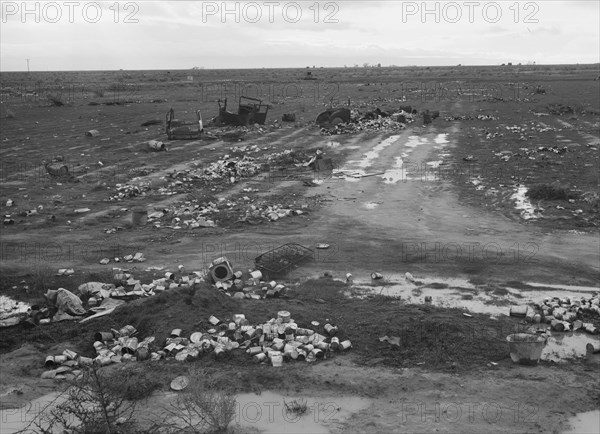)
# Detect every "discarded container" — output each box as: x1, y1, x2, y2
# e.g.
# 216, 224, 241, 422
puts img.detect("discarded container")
53, 355, 68, 364
371, 272, 383, 280
122, 337, 139, 355
170, 329, 182, 338
118, 325, 136, 337
509, 306, 529, 317
210, 257, 234, 282
63, 349, 78, 360
551, 320, 565, 332
278, 311, 291, 323
330, 337, 340, 351
131, 208, 148, 226
250, 270, 263, 280
340, 340, 352, 350
506, 333, 546, 365
79, 356, 93, 366
271, 352, 283, 367
586, 343, 600, 354
170, 376, 190, 391
94, 331, 114, 342
324, 323, 338, 336
44, 355, 56, 368
148, 140, 165, 151
247, 346, 262, 355
86, 129, 100, 137
208, 315, 220, 326
253, 352, 267, 363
